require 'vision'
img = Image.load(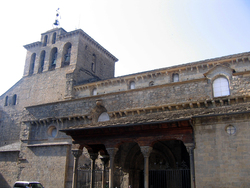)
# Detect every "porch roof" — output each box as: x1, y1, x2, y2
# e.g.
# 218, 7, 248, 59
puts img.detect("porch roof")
61, 101, 250, 132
